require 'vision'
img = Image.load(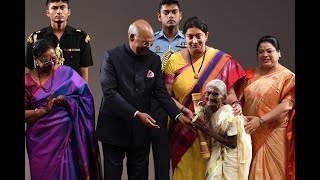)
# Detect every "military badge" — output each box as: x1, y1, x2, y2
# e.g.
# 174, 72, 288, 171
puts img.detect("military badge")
55, 44, 65, 65
27, 33, 33, 43
161, 49, 175, 71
